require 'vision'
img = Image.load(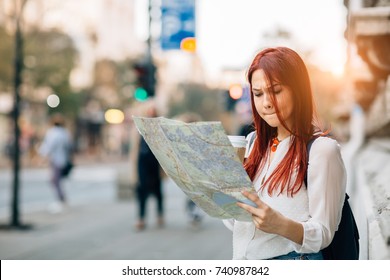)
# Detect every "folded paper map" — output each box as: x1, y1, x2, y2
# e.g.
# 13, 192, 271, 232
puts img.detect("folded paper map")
133, 116, 255, 222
